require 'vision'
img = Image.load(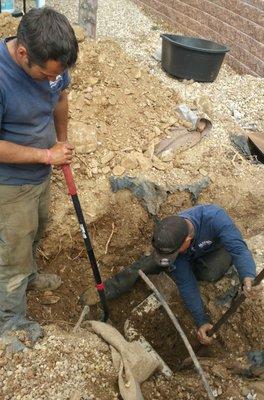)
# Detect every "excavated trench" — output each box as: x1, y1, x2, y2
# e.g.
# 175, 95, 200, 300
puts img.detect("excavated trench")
27, 184, 264, 374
